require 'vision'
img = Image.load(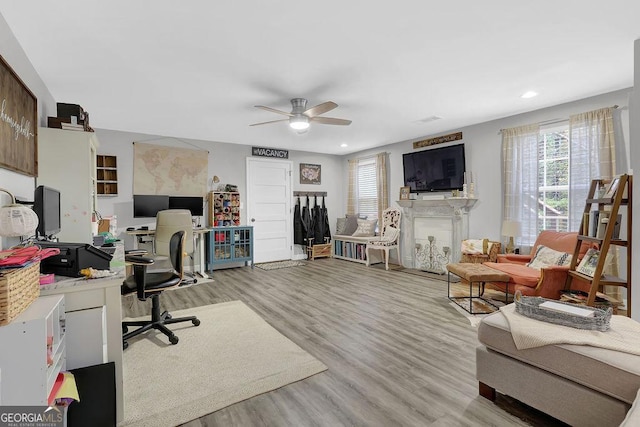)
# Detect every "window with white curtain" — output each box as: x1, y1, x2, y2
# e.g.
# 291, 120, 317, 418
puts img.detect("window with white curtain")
356, 157, 378, 220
